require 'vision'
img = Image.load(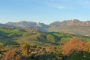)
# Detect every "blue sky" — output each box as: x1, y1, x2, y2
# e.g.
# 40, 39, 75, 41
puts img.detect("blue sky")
0, 0, 90, 24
